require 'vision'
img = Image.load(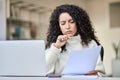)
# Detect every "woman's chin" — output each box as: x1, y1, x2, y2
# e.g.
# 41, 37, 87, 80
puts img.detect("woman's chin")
66, 34, 74, 37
